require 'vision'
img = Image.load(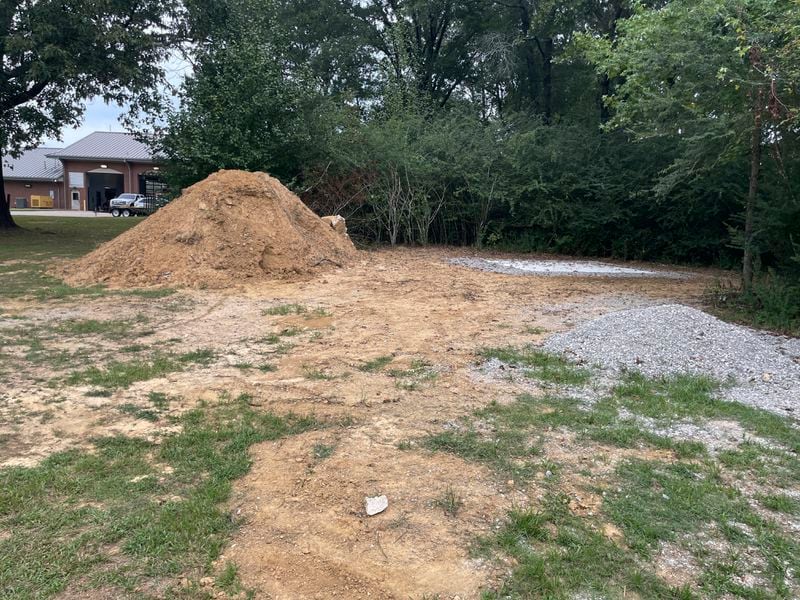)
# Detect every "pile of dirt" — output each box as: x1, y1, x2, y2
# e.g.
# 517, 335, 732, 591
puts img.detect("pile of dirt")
60, 170, 358, 288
